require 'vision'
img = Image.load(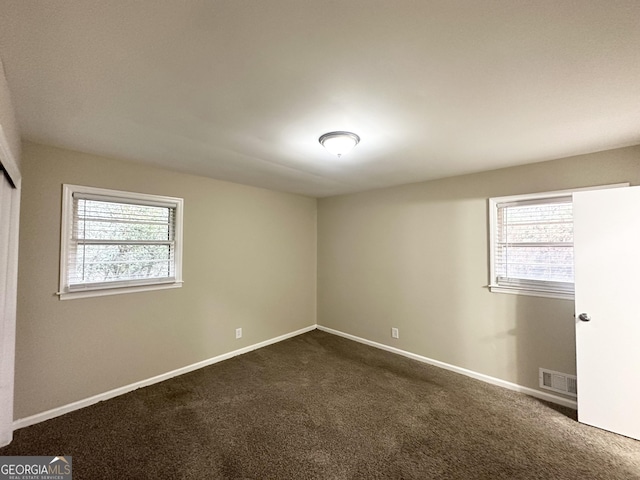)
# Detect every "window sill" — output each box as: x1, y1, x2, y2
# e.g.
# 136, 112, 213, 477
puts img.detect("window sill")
58, 281, 183, 300
488, 285, 574, 301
